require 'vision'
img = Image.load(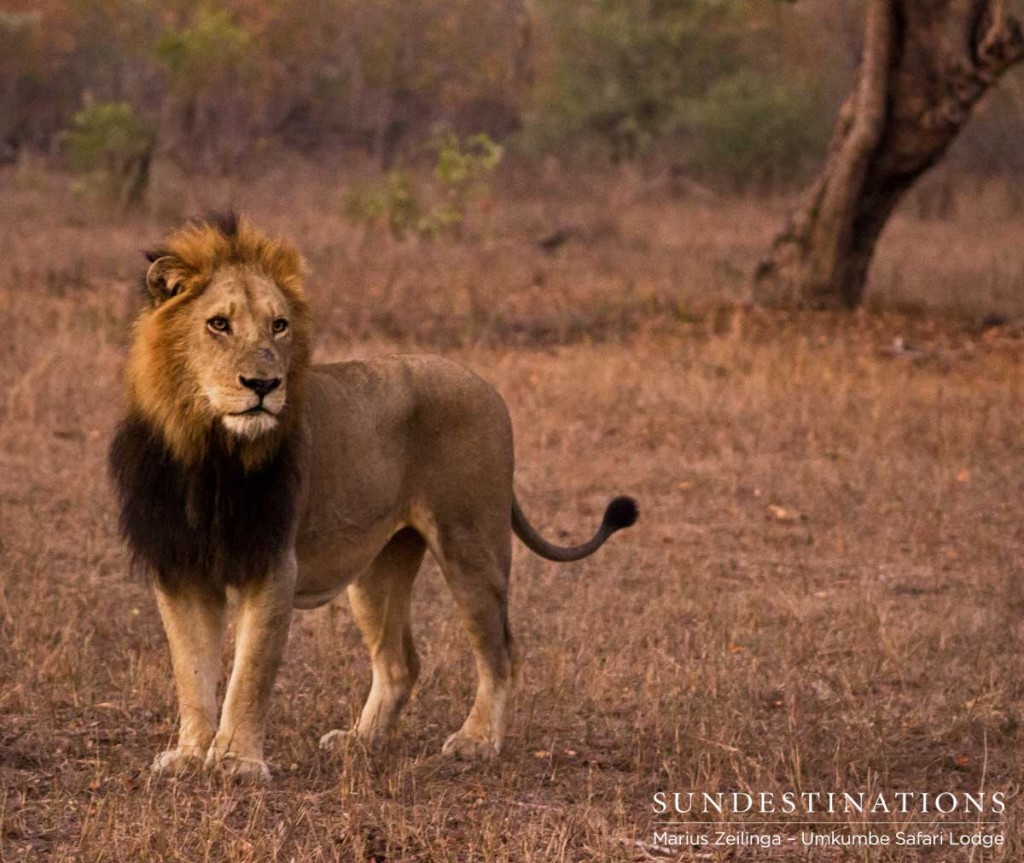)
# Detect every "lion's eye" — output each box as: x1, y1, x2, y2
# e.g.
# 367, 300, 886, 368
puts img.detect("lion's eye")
272, 318, 289, 335
207, 316, 231, 334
